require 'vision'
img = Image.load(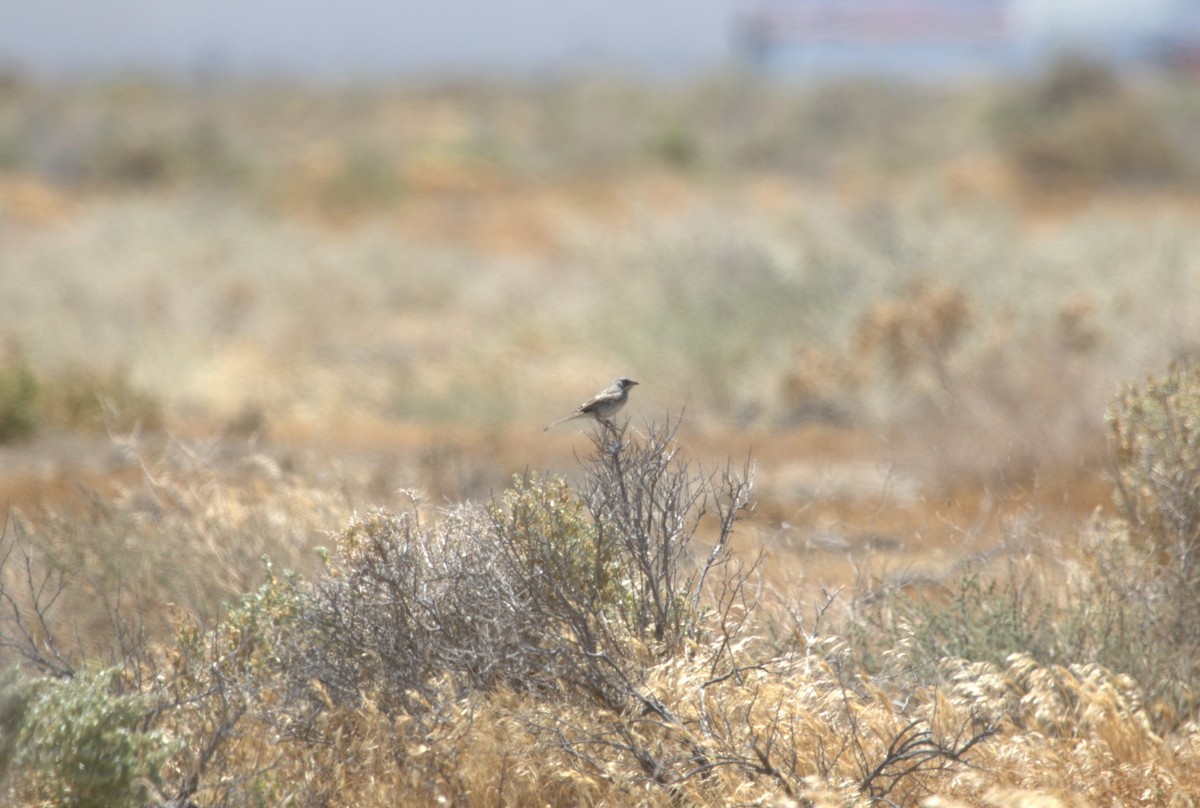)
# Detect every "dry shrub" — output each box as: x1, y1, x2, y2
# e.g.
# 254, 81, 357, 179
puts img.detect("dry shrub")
269, 686, 619, 807
851, 364, 1200, 741
996, 55, 1188, 190
0, 418, 761, 806
855, 280, 973, 393
0, 436, 349, 669
1100, 362, 1200, 716
180, 416, 765, 806
778, 344, 860, 426
512, 646, 974, 806
281, 500, 538, 717
851, 278, 1109, 483
276, 417, 754, 727
0, 437, 362, 806
150, 572, 309, 807
1109, 362, 1200, 574
252, 636, 996, 807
